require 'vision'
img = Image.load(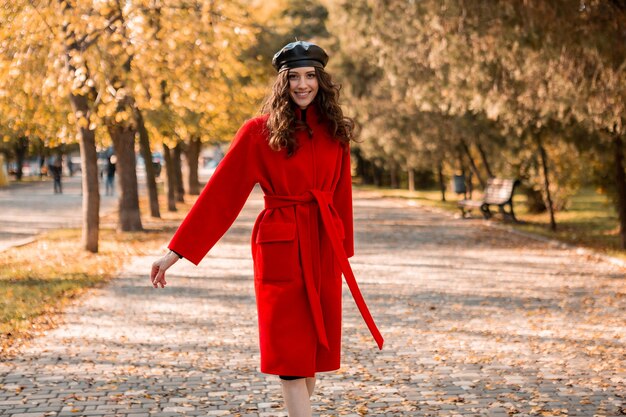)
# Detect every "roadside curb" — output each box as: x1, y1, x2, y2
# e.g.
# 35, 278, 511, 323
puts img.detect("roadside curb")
0, 236, 37, 253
